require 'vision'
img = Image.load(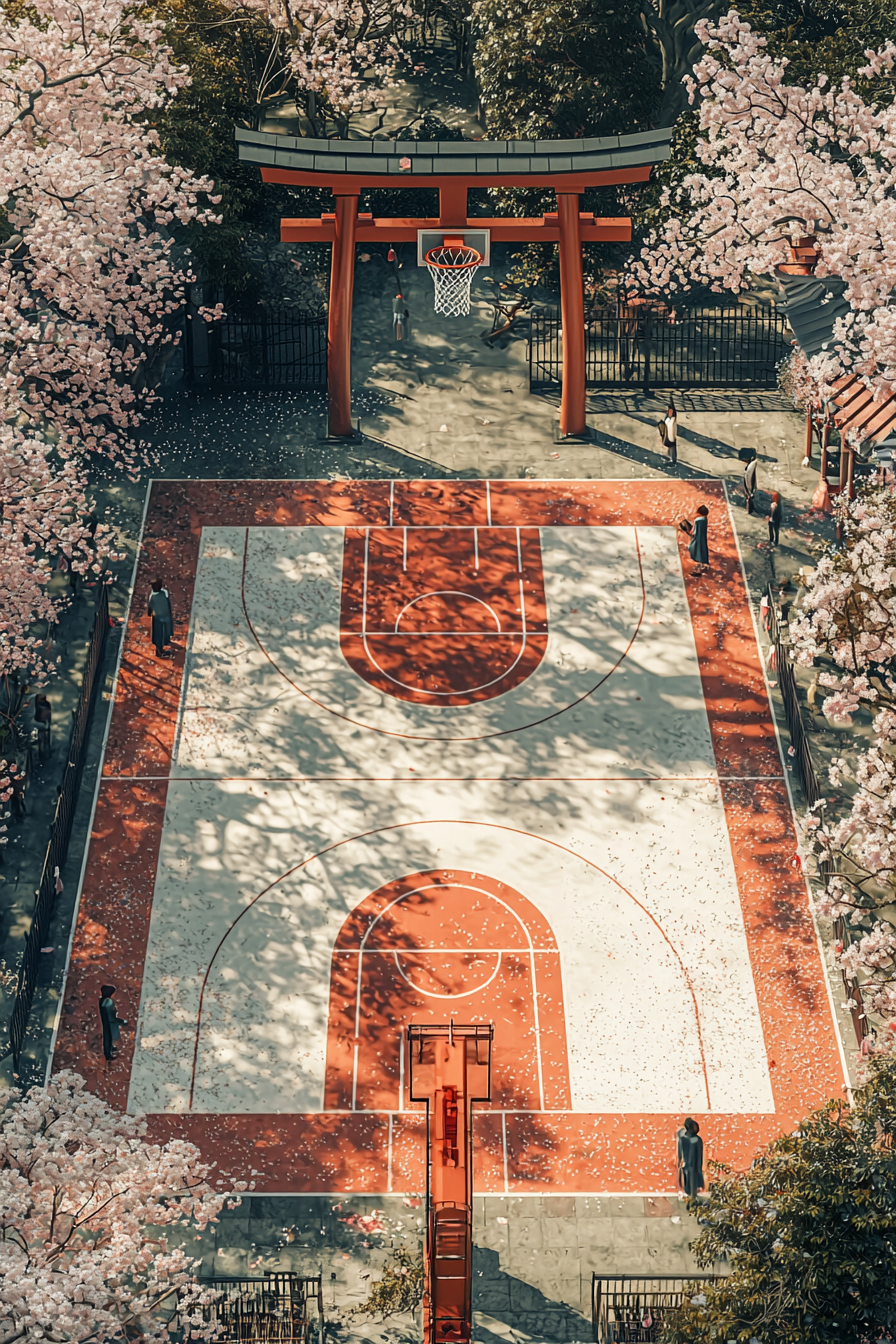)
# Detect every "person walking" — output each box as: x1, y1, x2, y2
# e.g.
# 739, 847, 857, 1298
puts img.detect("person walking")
768, 490, 783, 546
676, 1117, 705, 1197
392, 293, 408, 340
147, 580, 173, 658
663, 401, 678, 465
743, 451, 758, 514
99, 984, 127, 1061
